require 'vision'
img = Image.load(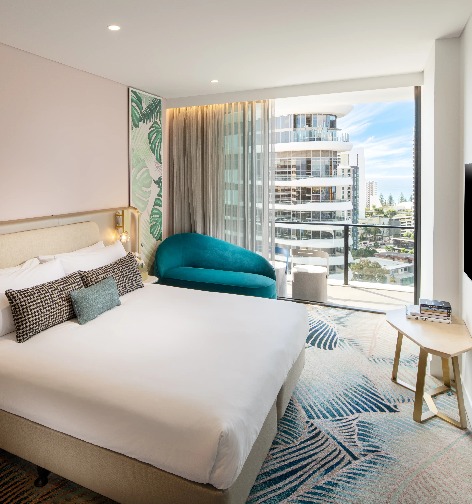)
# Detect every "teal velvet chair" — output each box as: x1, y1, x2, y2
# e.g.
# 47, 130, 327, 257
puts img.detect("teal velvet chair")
154, 233, 277, 299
